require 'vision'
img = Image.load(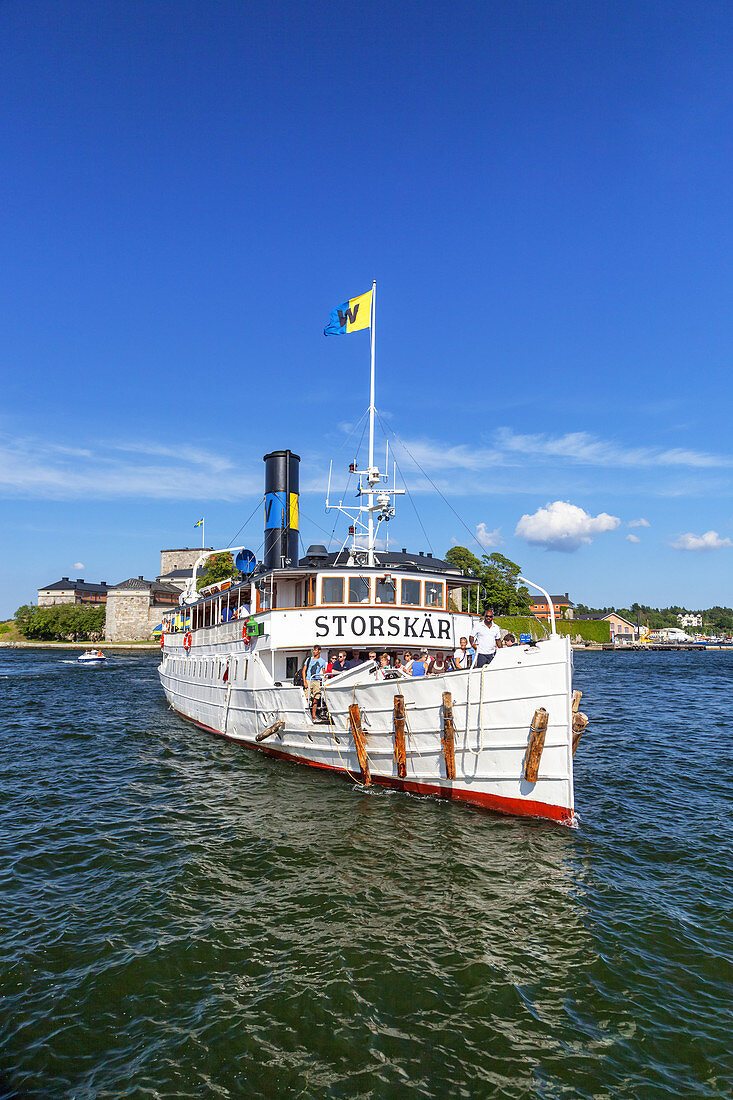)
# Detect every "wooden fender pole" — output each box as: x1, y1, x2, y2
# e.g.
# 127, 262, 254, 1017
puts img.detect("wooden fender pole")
348, 703, 371, 786
393, 695, 407, 779
524, 707, 548, 783
256, 718, 285, 742
572, 689, 582, 714
441, 692, 456, 781
572, 711, 588, 756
